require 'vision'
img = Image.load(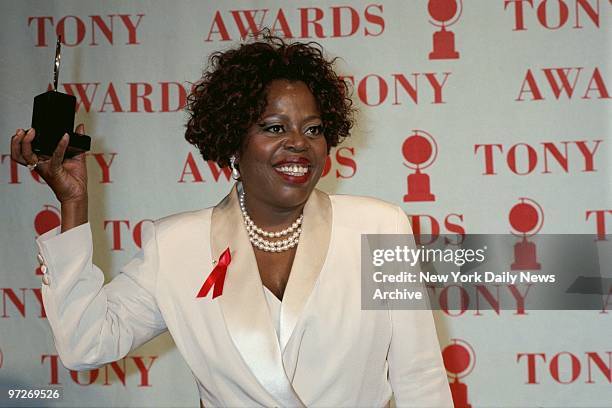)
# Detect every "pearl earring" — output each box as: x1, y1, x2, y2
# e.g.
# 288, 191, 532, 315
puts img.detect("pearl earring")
230, 156, 240, 180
